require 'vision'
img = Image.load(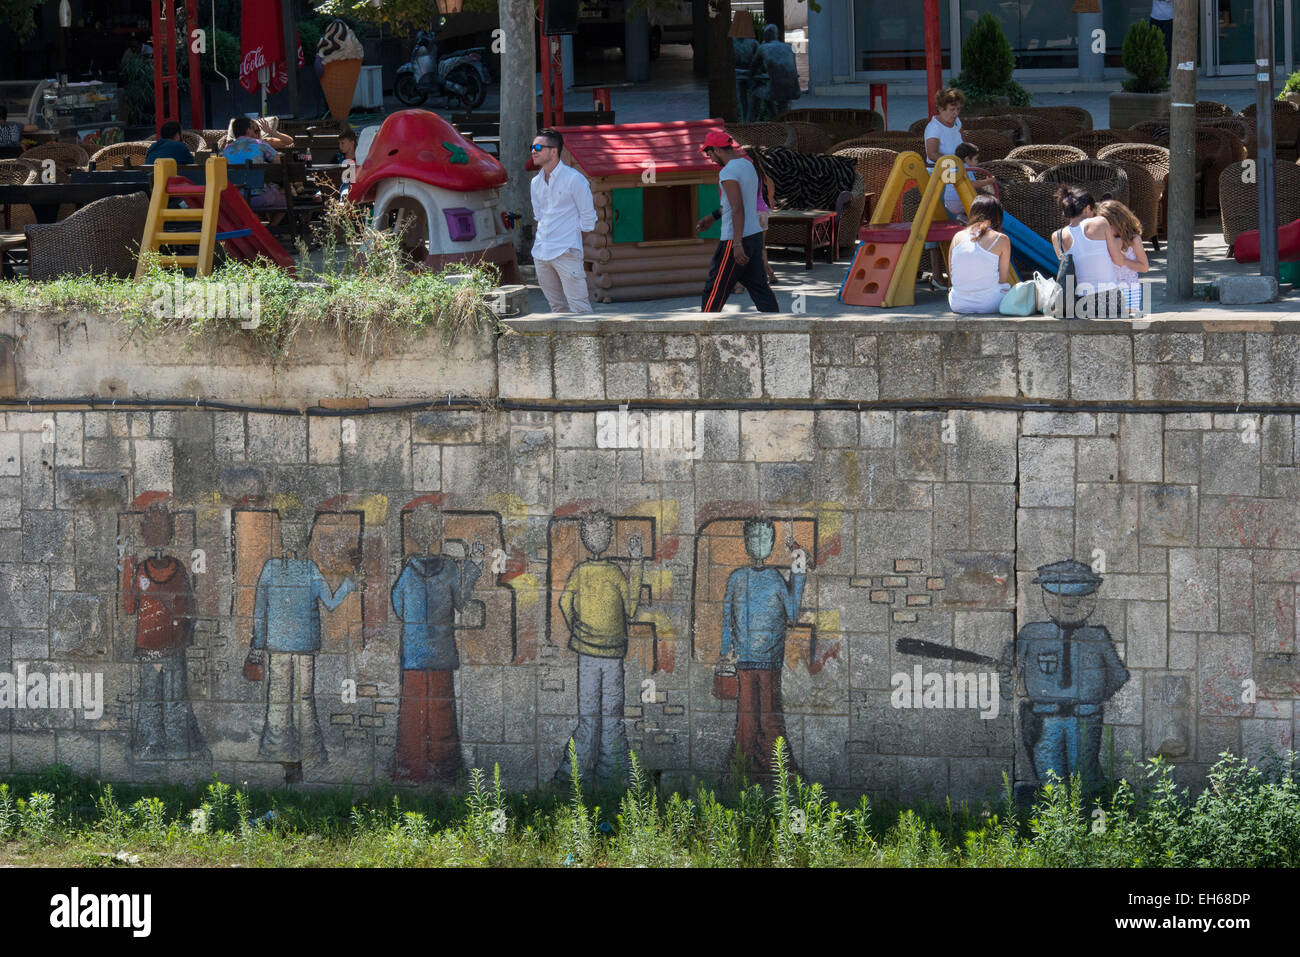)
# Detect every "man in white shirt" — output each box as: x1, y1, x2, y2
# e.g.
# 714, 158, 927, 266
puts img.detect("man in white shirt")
529, 128, 597, 314
694, 131, 778, 312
